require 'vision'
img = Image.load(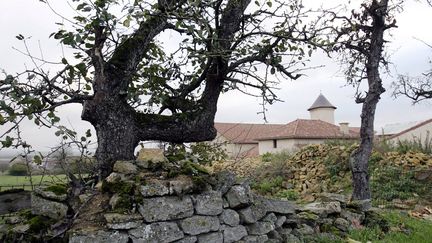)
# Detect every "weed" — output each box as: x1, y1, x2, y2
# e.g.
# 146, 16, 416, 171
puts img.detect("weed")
275, 189, 299, 200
